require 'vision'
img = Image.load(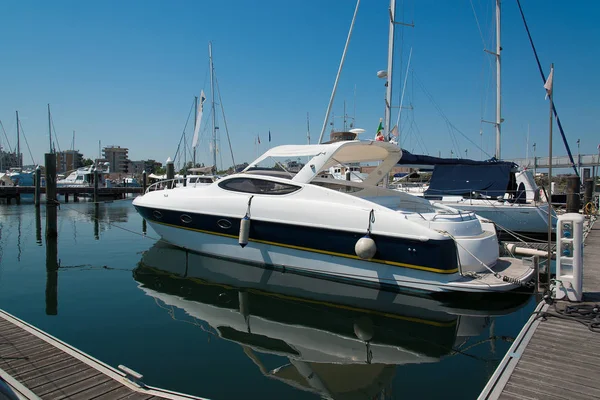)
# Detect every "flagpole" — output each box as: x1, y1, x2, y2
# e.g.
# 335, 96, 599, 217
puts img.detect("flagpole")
546, 63, 554, 289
